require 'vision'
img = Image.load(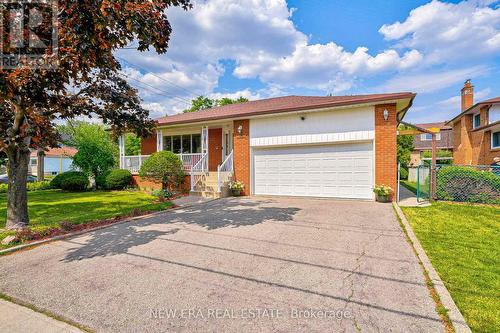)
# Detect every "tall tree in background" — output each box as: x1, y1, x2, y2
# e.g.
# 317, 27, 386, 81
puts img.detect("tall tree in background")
69, 123, 118, 181
0, 0, 192, 229
397, 125, 415, 167
183, 96, 249, 113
